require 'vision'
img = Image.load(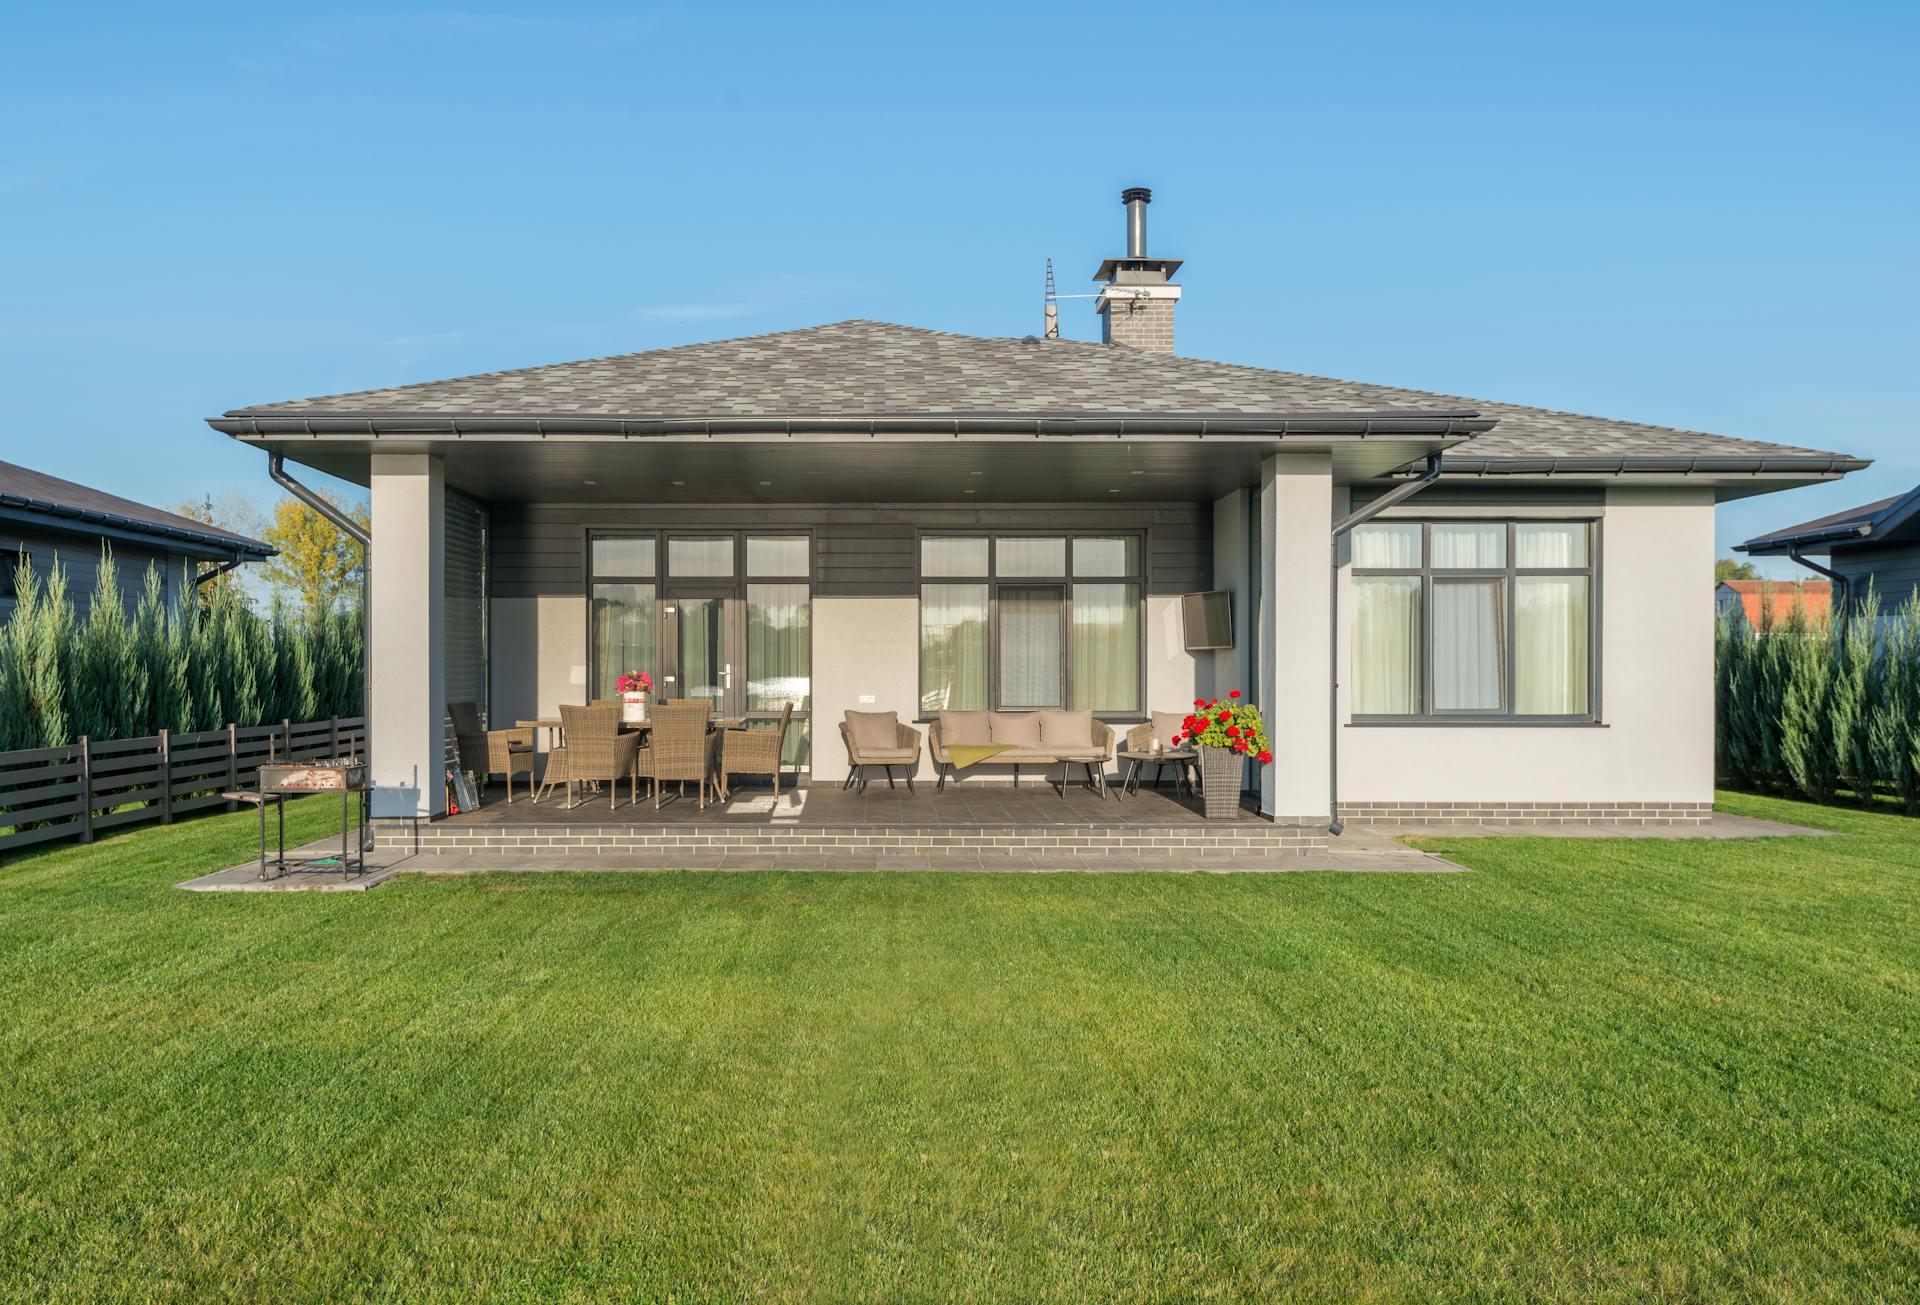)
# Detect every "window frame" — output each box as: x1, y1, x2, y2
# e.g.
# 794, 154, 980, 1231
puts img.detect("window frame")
1349, 518, 1601, 726
914, 529, 1147, 719
585, 528, 816, 766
